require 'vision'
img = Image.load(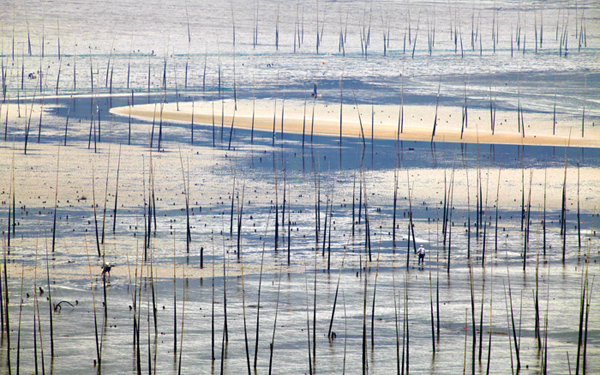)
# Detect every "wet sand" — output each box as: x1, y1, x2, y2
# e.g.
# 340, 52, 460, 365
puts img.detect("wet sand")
110, 99, 600, 148
1, 138, 598, 277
